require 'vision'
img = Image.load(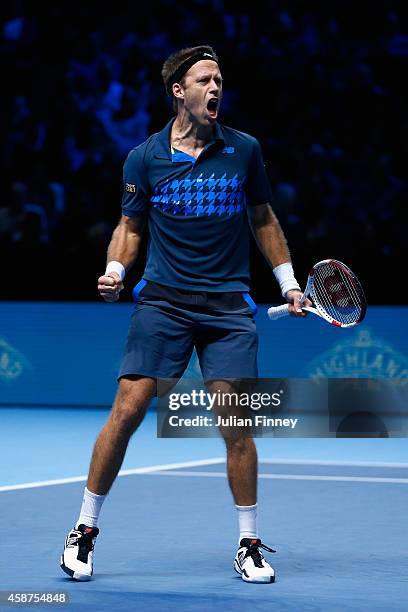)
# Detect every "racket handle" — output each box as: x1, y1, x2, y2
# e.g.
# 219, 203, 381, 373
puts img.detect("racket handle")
267, 303, 290, 320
